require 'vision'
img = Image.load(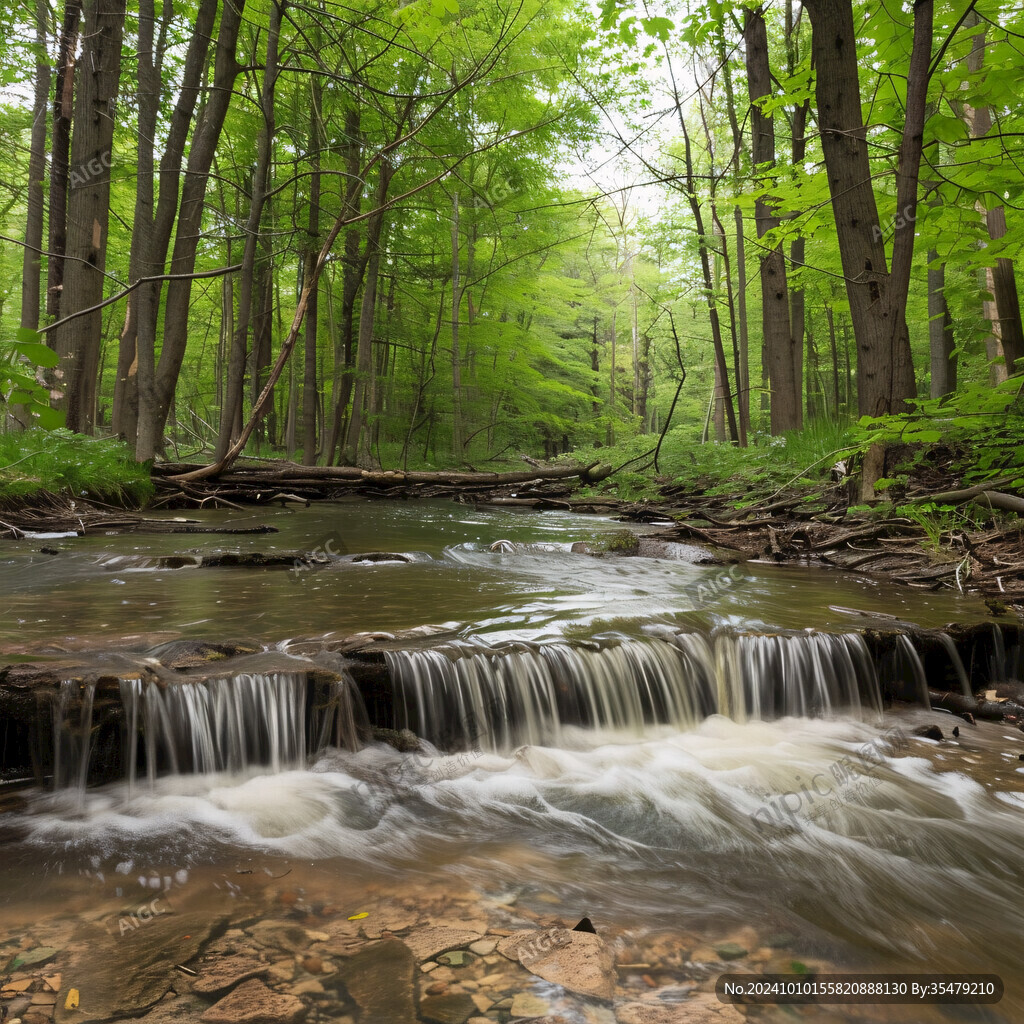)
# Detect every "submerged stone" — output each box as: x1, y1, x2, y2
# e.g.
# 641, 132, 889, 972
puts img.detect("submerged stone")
336, 939, 415, 1024
200, 979, 305, 1024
